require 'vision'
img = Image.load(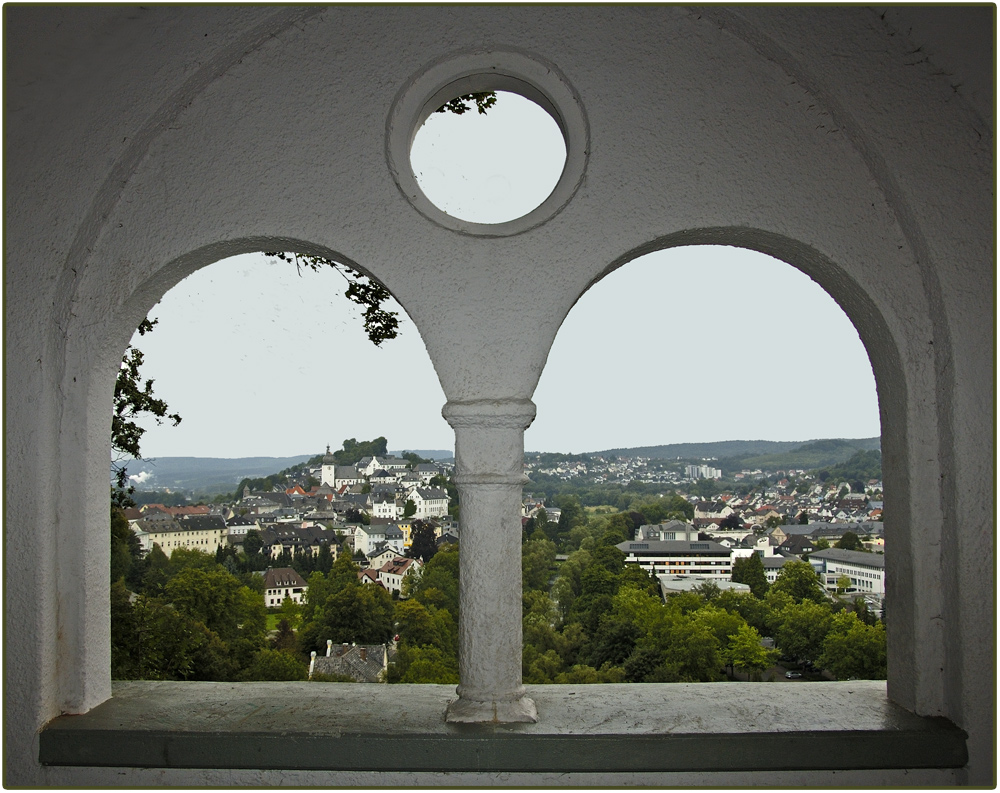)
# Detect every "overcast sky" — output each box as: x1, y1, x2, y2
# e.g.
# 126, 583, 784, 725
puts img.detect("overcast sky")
128, 93, 879, 460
